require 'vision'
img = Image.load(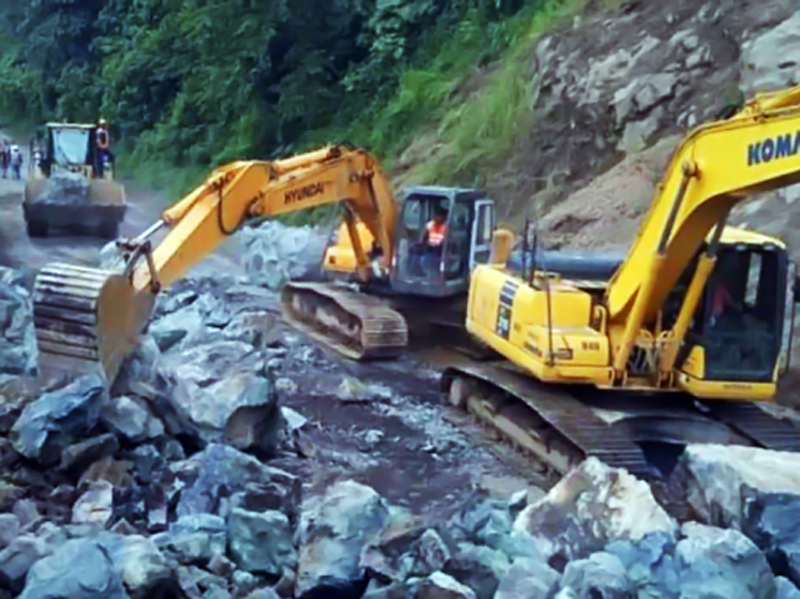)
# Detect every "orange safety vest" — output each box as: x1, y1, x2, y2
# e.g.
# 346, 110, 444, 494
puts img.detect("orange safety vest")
426, 220, 447, 246
96, 127, 110, 150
